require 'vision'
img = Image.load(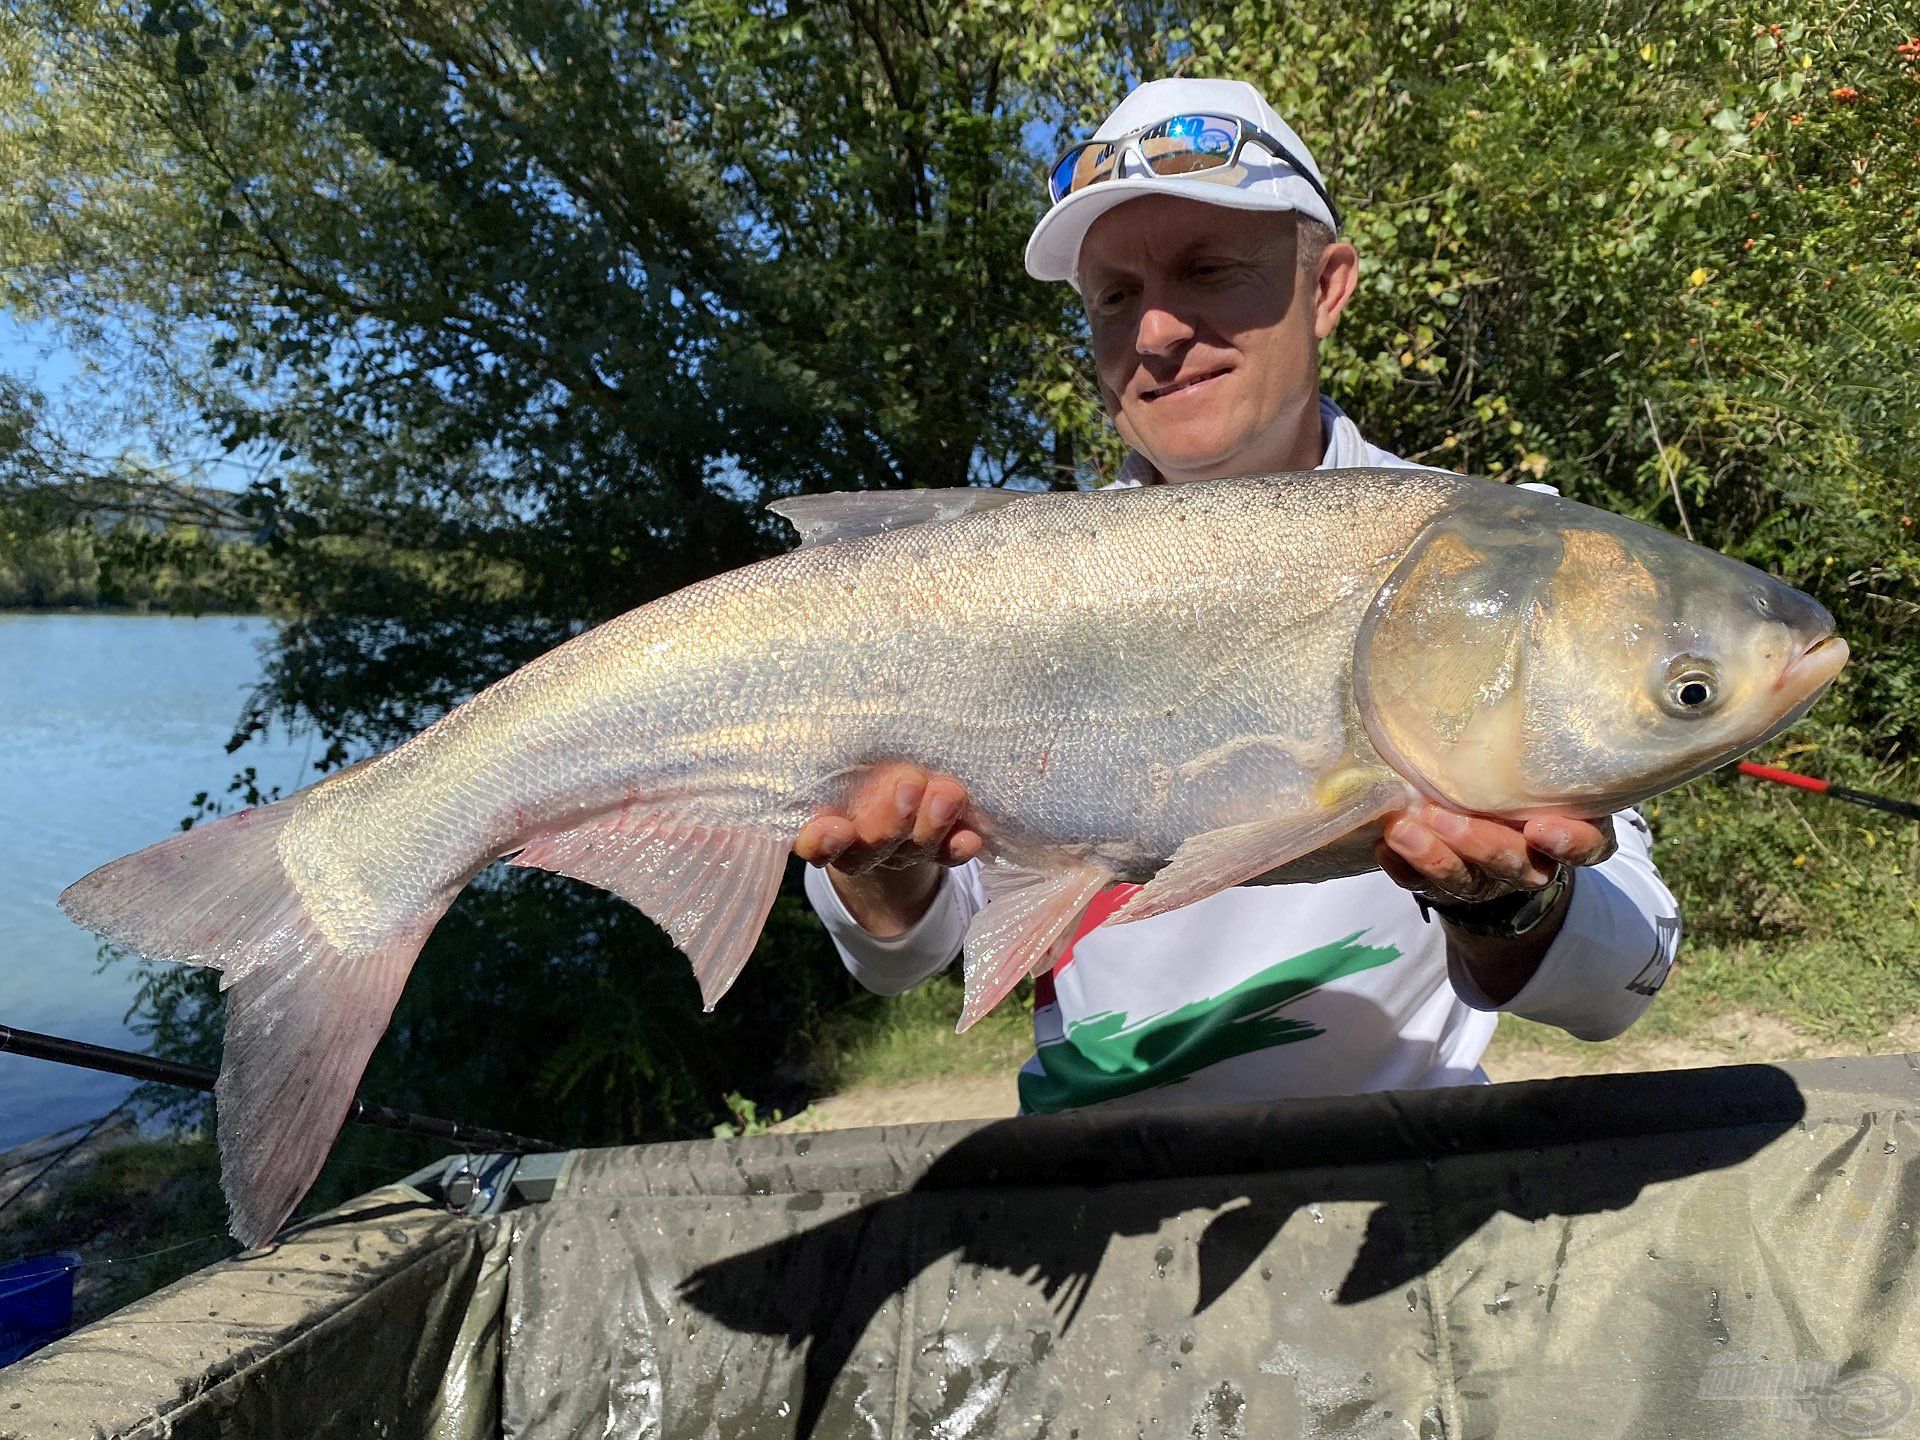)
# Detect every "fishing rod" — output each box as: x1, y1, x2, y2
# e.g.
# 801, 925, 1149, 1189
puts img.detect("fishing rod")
1736, 761, 1920, 823
0, 1024, 560, 1154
